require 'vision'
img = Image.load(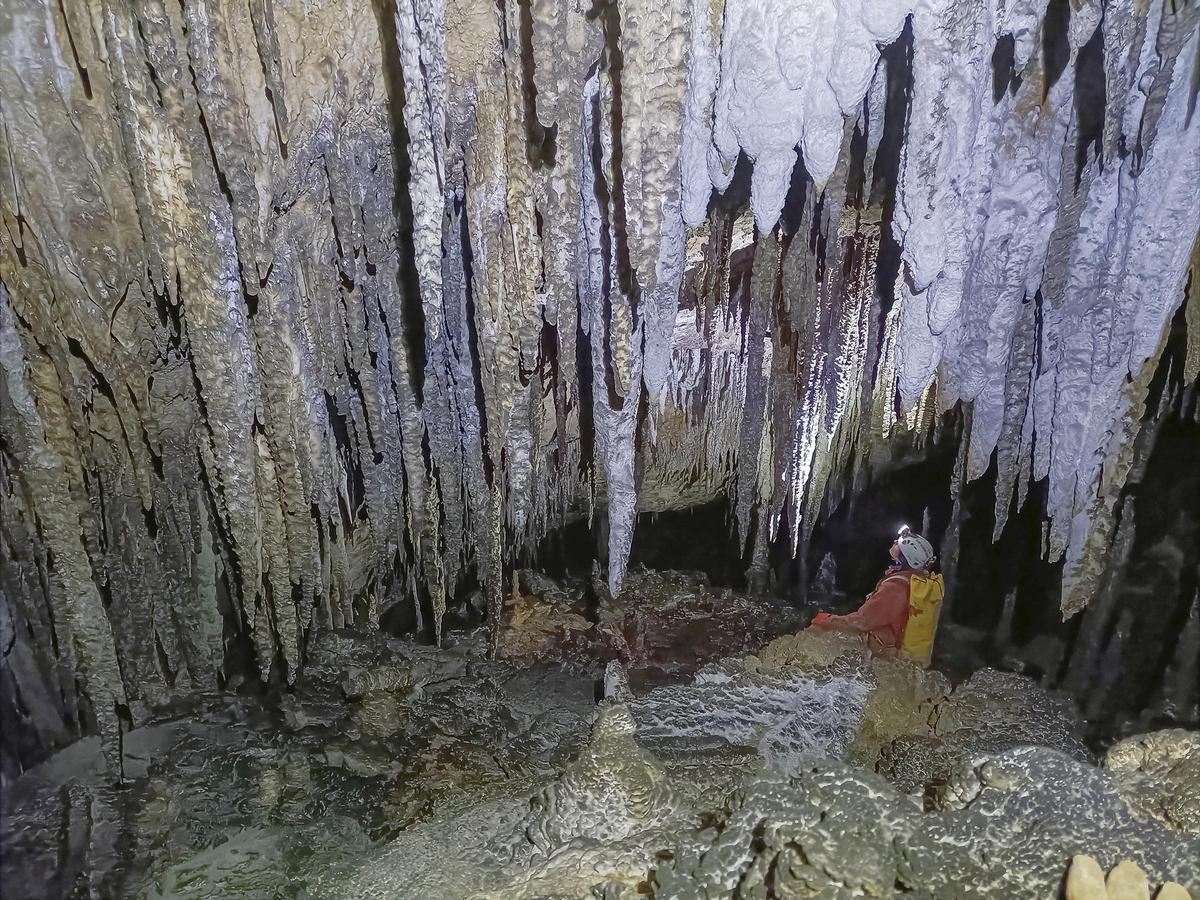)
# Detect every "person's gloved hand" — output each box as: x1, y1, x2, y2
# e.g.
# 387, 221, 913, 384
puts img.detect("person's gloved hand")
811, 612, 832, 626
